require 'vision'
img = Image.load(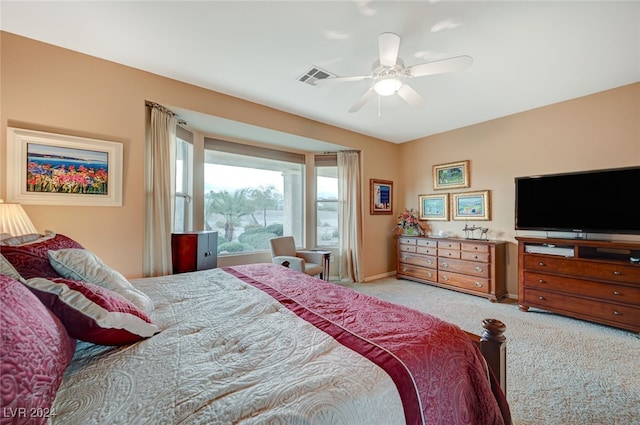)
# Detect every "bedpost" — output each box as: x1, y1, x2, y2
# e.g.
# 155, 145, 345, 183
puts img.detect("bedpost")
479, 318, 507, 394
